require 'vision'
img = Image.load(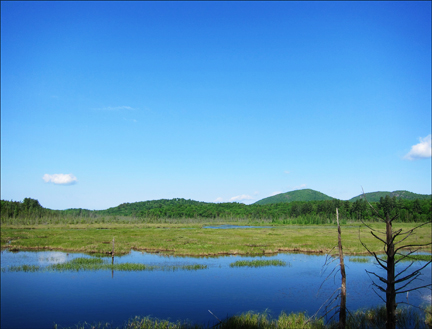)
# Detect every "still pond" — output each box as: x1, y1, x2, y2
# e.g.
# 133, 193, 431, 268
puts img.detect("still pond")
1, 249, 431, 329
